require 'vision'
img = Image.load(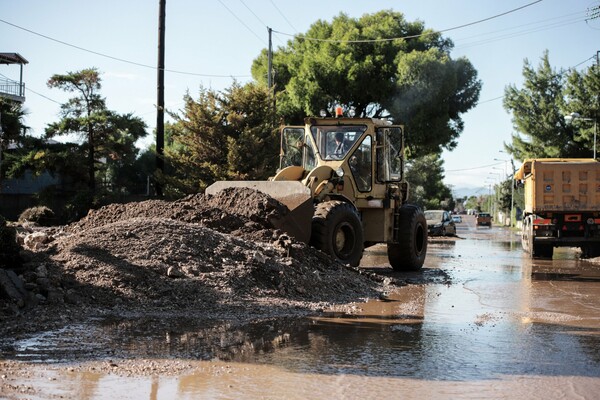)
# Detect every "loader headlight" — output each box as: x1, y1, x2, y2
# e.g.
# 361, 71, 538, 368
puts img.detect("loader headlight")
335, 168, 344, 177
587, 218, 595, 225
